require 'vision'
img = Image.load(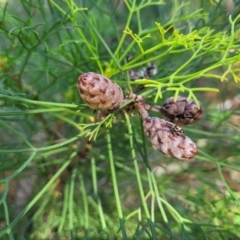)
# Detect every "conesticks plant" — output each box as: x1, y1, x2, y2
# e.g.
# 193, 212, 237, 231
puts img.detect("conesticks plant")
0, 0, 240, 239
